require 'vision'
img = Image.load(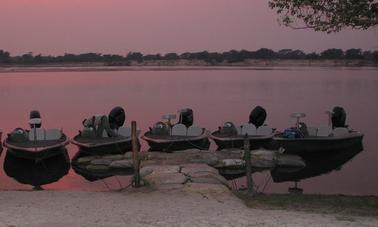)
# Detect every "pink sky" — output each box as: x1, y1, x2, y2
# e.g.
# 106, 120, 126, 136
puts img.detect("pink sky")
1, 0, 377, 55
